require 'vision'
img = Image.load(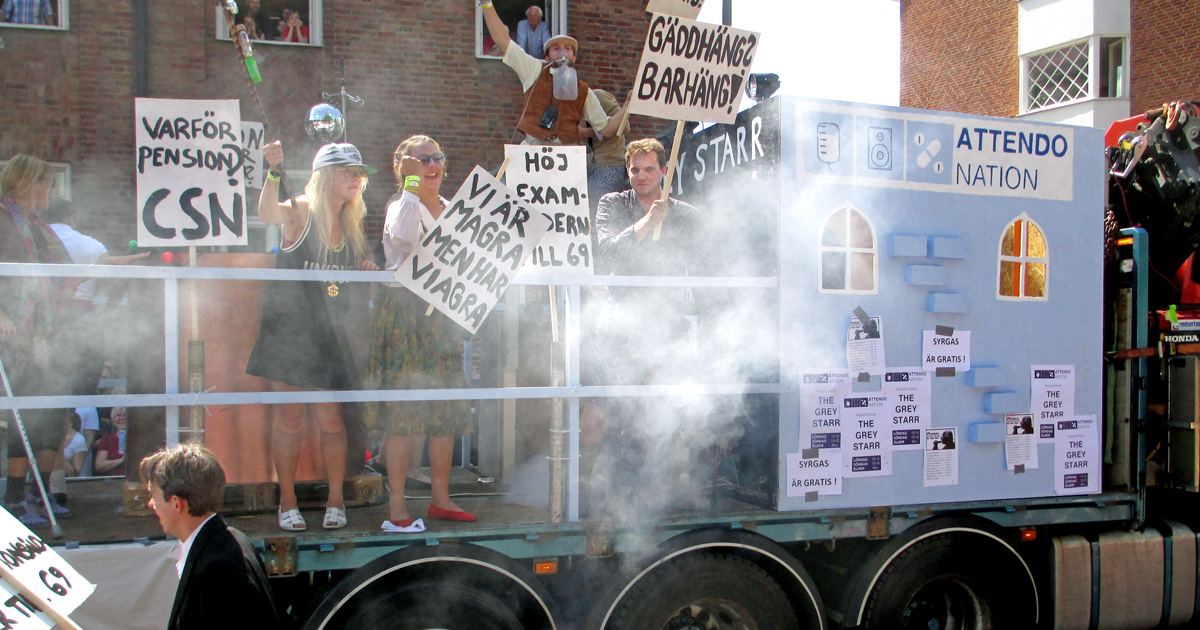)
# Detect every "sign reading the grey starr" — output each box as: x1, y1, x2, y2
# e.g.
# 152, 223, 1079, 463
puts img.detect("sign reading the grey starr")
631, 15, 759, 124
504, 144, 593, 275
394, 166, 551, 334
645, 0, 703, 20
134, 98, 246, 247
